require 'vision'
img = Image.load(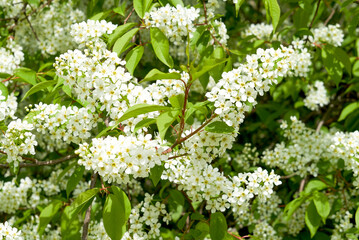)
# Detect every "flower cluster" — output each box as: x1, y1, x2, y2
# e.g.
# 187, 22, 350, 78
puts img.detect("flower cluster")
14, 0, 84, 56
331, 210, 357, 240
0, 39, 24, 75
0, 119, 37, 166
330, 131, 359, 181
76, 134, 168, 184
163, 156, 281, 213
56, 20, 189, 132
304, 81, 330, 111
122, 194, 170, 239
210, 20, 230, 46
144, 5, 200, 45
16, 215, 61, 240
0, 0, 28, 19
87, 221, 110, 240
28, 103, 99, 151
312, 24, 344, 47
232, 143, 260, 171
262, 117, 334, 177
252, 221, 281, 240
0, 92, 18, 121
206, 44, 311, 125
0, 221, 23, 240
242, 23, 281, 41
0, 177, 33, 214
71, 20, 117, 44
